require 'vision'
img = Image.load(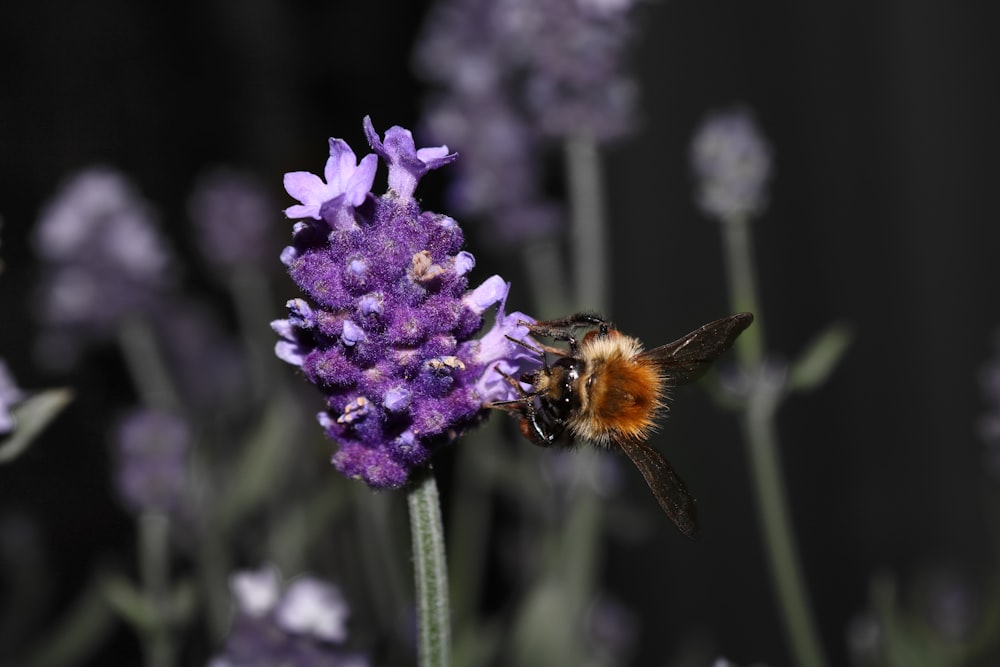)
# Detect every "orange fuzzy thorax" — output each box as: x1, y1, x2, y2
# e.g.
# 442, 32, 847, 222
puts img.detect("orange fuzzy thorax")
570, 333, 667, 446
